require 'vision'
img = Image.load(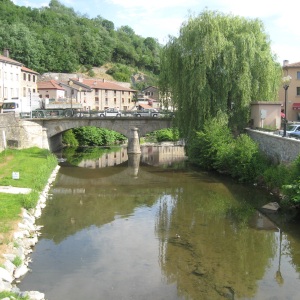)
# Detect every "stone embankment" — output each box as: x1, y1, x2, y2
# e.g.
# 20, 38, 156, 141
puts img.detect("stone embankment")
0, 165, 60, 300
